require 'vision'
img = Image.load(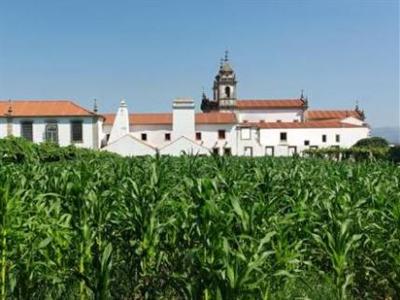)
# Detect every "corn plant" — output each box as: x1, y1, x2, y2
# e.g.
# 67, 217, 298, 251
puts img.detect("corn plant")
0, 140, 399, 299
